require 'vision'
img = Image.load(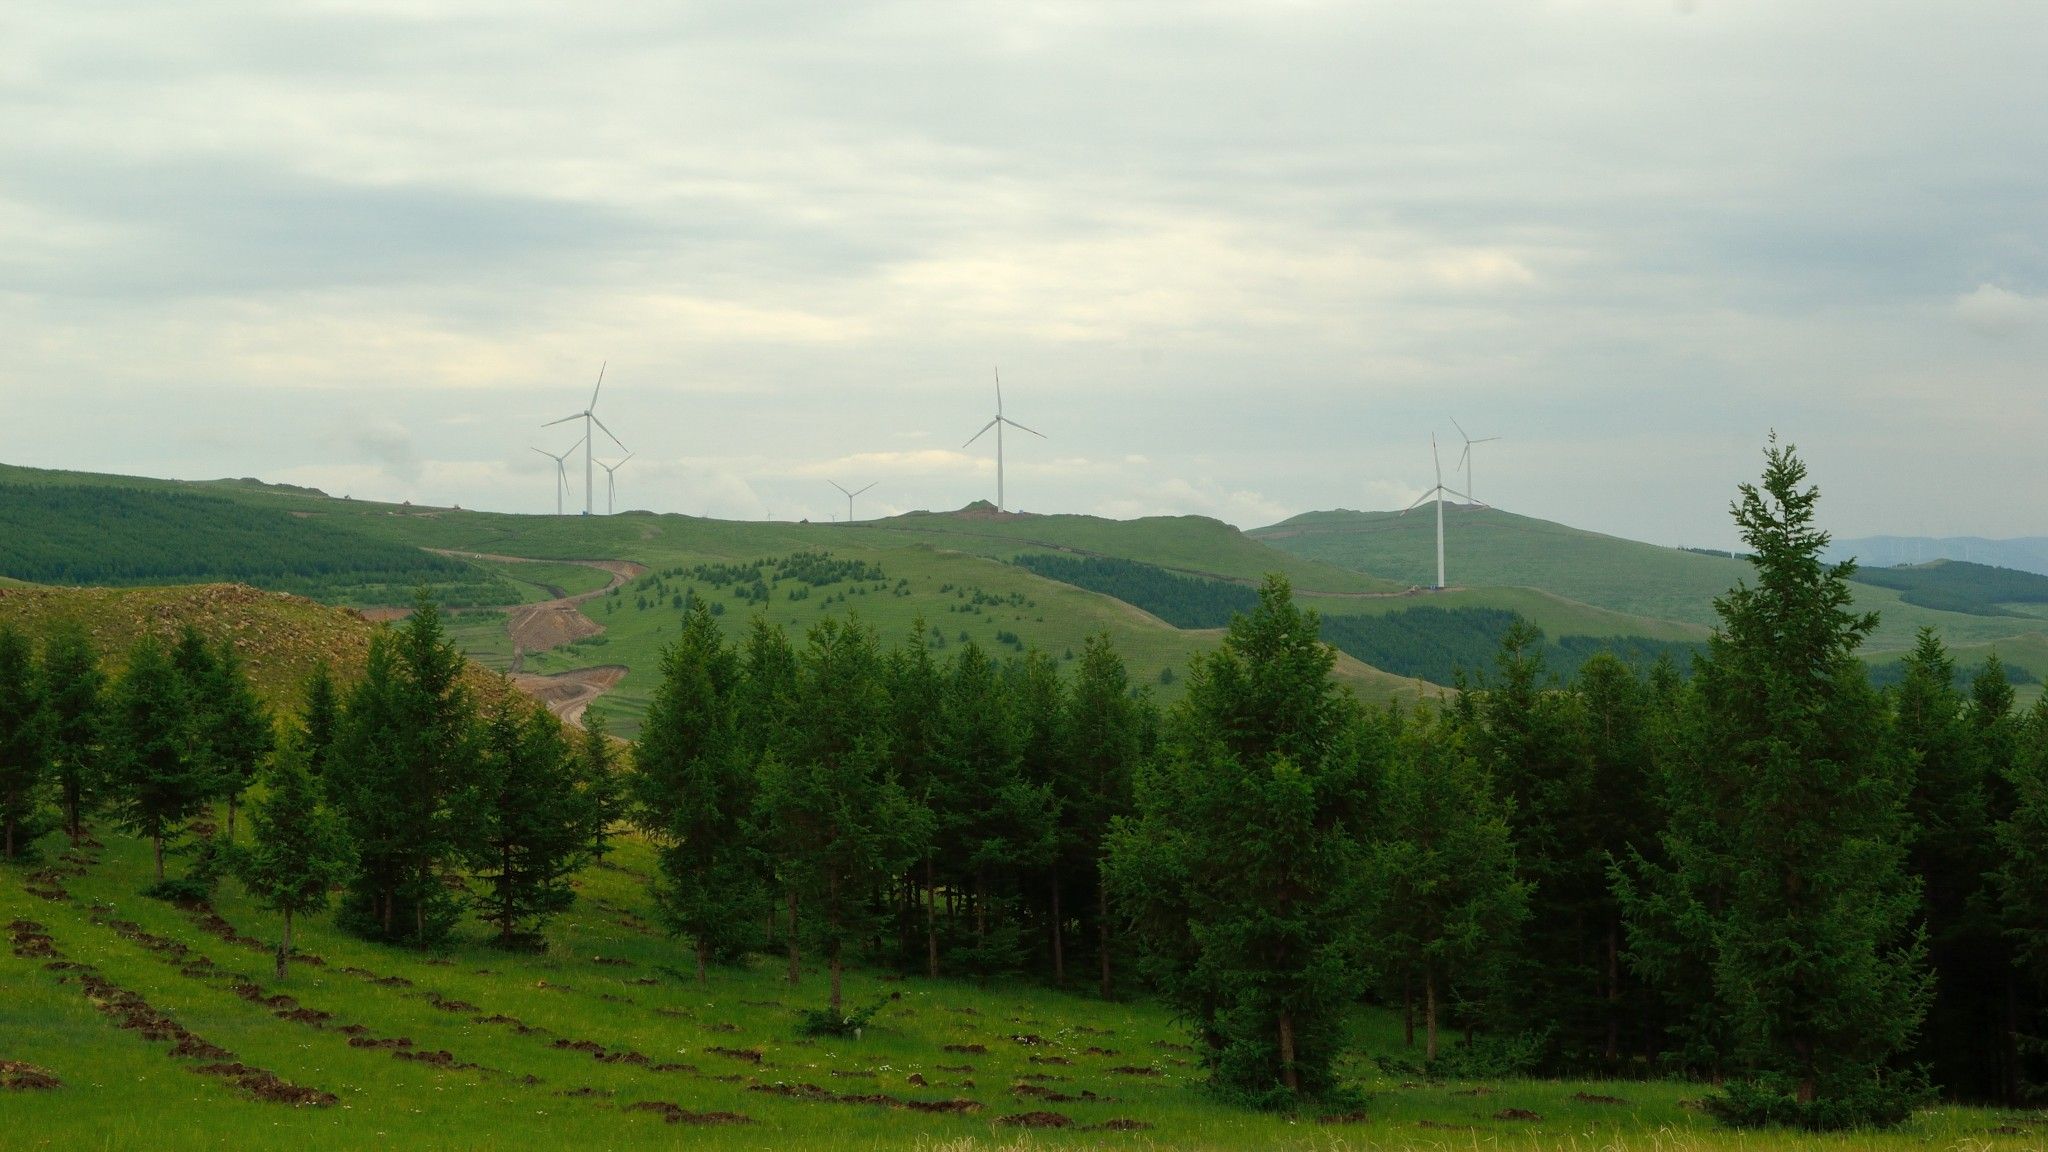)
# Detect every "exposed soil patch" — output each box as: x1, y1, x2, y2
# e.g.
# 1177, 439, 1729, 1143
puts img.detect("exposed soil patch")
8, 920, 58, 959
192, 1061, 338, 1107
1573, 1092, 1629, 1105
1495, 1108, 1543, 1121
943, 1043, 987, 1054
1013, 1083, 1106, 1104
997, 1111, 1074, 1128
1107, 1064, 1159, 1076
1318, 1111, 1370, 1125
623, 1101, 754, 1125
1028, 1055, 1073, 1066
705, 1045, 764, 1064
1086, 1119, 1154, 1132
512, 665, 628, 728
0, 1060, 62, 1091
